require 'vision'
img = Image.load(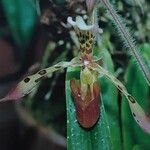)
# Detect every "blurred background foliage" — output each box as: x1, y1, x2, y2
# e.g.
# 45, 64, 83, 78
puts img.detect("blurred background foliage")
0, 0, 150, 149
